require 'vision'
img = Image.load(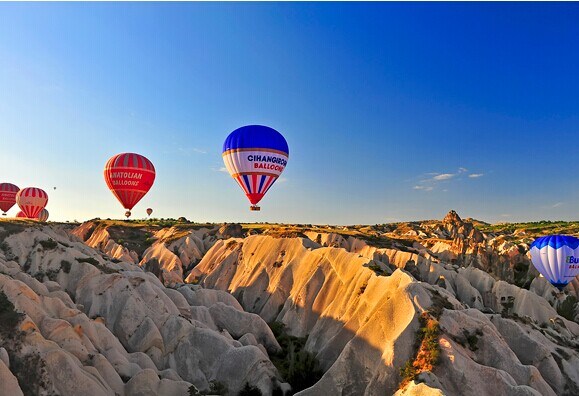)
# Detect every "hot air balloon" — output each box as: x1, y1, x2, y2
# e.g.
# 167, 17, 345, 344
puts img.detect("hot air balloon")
36, 208, 49, 222
0, 183, 19, 215
222, 125, 289, 211
16, 187, 48, 219
15, 211, 27, 218
104, 153, 156, 218
530, 235, 579, 290
146, 208, 153, 217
